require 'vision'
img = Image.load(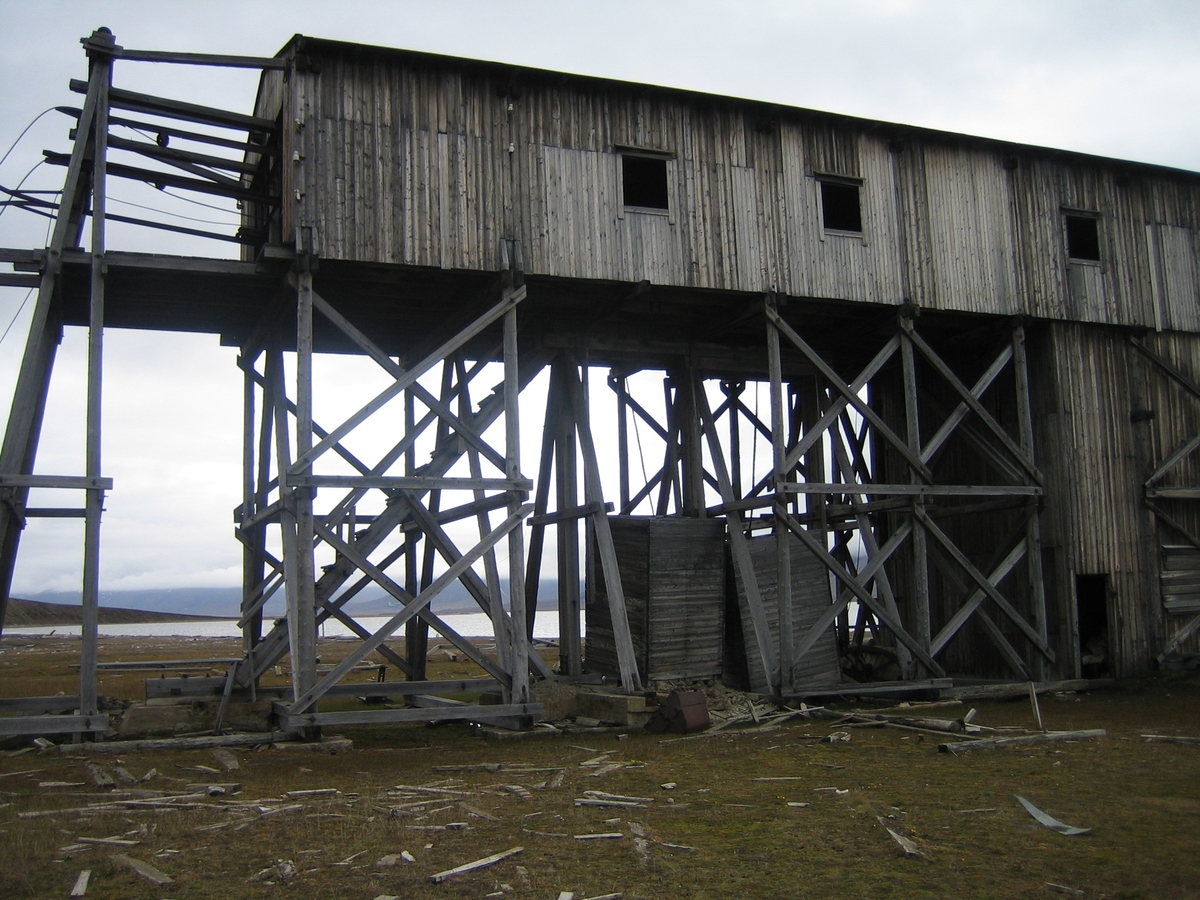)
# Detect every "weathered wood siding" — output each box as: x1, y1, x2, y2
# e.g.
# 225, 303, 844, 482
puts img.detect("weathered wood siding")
586, 516, 726, 681
272, 42, 1200, 331
1031, 324, 1200, 673
727, 534, 840, 694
